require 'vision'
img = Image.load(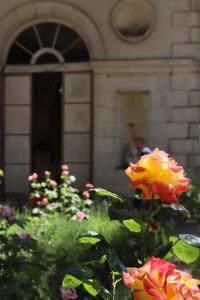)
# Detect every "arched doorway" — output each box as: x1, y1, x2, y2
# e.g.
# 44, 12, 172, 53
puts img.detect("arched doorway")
3, 22, 92, 195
